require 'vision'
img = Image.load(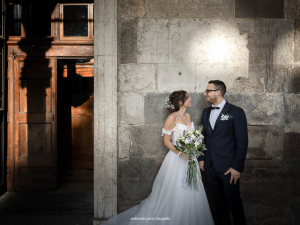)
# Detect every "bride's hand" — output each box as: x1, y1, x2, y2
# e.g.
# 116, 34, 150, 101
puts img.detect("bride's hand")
180, 153, 193, 162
